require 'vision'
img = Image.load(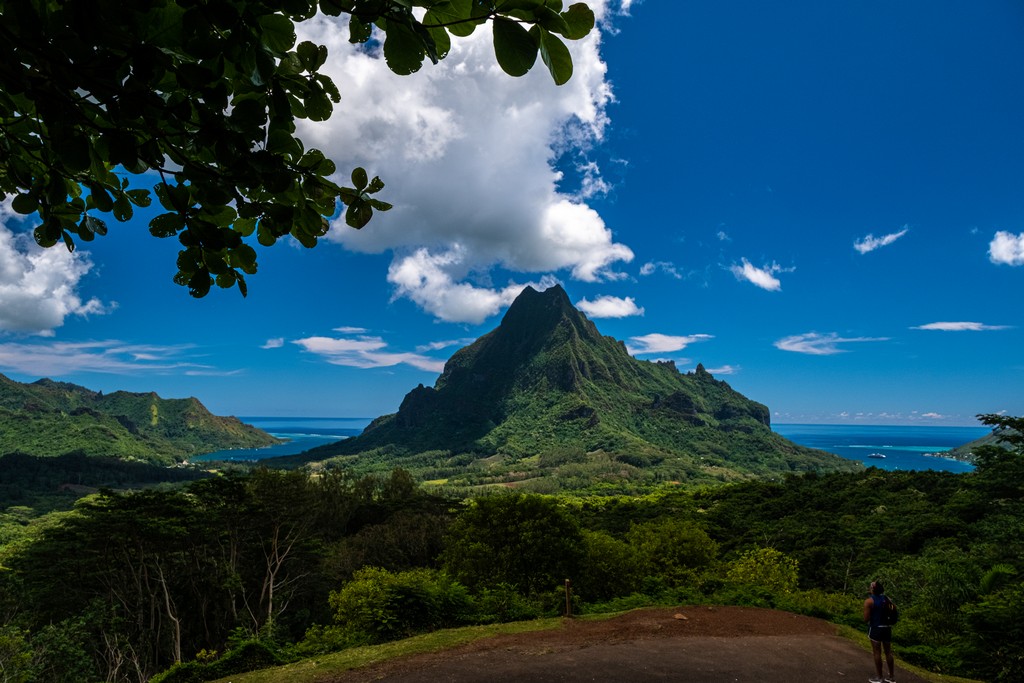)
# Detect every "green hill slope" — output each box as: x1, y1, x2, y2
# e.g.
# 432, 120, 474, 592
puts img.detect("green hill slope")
292, 286, 858, 488
0, 374, 279, 463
